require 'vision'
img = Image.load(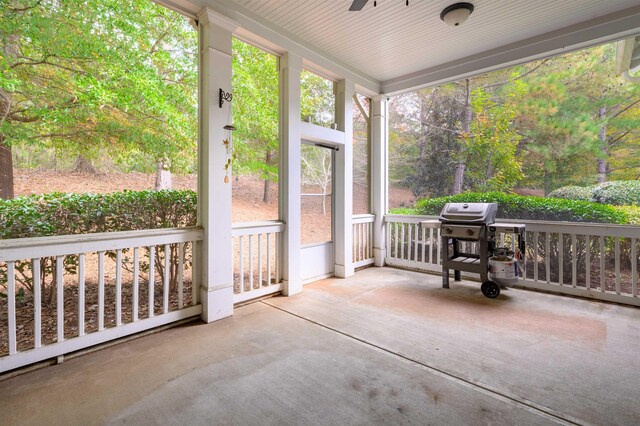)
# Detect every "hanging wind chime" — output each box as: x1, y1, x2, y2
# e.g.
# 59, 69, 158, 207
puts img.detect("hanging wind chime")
220, 88, 236, 183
